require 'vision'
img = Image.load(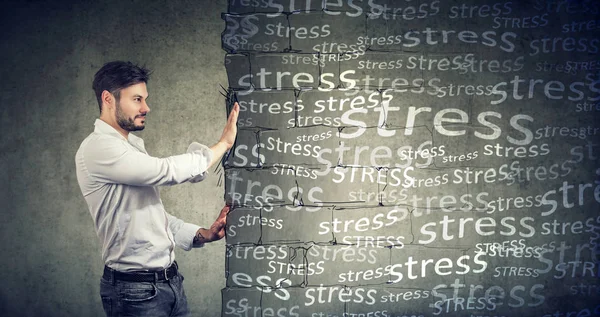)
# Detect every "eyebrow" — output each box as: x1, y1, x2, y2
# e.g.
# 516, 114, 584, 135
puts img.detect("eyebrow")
133, 94, 148, 99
